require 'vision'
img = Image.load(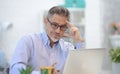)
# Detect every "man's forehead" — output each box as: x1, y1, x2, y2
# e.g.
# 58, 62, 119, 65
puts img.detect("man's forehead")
50, 15, 67, 25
